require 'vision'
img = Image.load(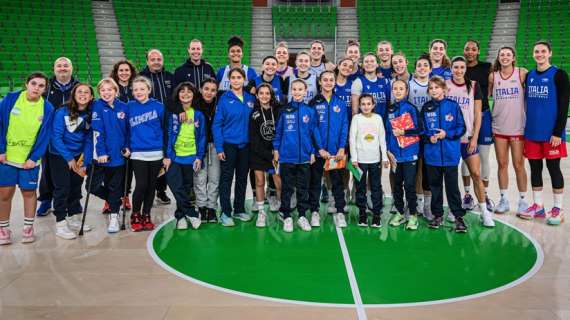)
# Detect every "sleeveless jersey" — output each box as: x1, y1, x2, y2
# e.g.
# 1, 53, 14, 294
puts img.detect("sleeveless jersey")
446, 79, 475, 142
276, 65, 293, 79
525, 66, 560, 141
287, 71, 318, 104
431, 66, 452, 80
407, 78, 430, 112
309, 62, 326, 77
360, 76, 390, 116
492, 67, 525, 136
174, 108, 197, 156
254, 75, 284, 103
217, 65, 255, 92
334, 78, 354, 116
6, 92, 45, 166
